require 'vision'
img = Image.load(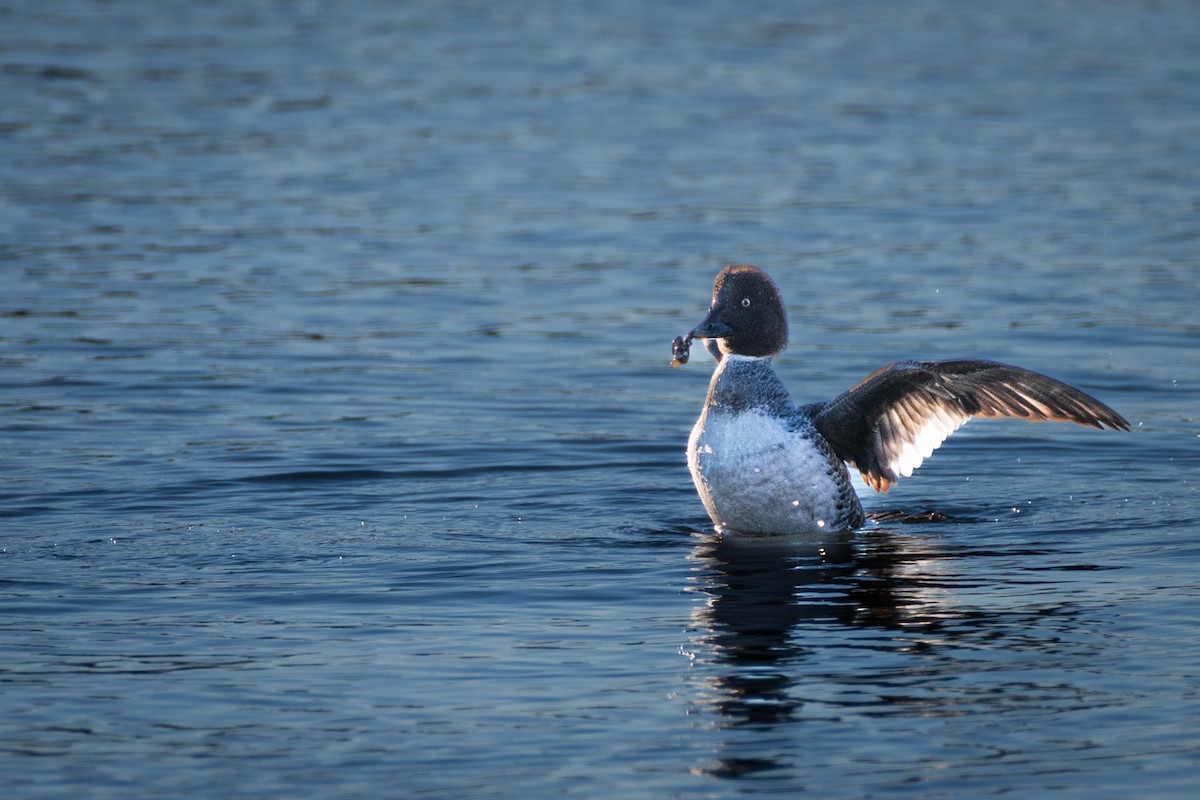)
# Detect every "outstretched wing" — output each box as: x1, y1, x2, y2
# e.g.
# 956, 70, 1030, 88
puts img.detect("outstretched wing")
811, 359, 1129, 492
